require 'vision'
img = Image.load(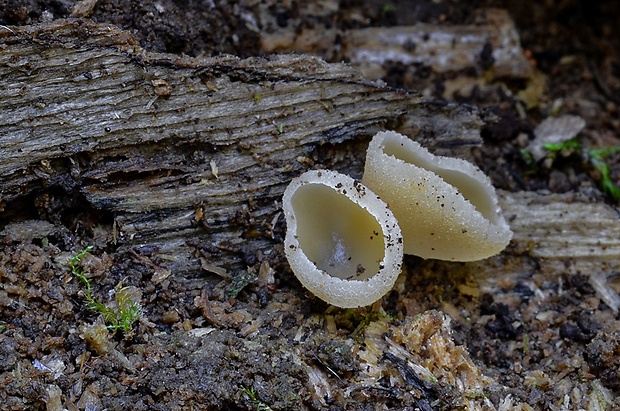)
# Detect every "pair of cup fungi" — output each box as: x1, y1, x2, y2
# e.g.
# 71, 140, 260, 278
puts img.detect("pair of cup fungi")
282, 131, 513, 308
